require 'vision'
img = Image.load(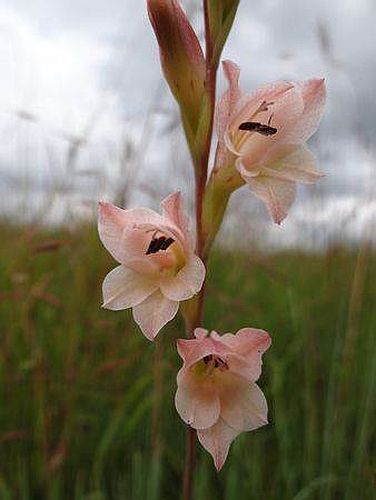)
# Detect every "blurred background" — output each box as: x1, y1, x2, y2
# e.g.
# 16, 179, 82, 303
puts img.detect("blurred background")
0, 1, 375, 499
